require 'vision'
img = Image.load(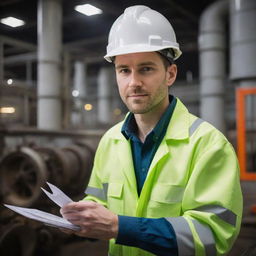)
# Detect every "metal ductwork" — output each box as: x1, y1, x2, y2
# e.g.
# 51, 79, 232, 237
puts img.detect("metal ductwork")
199, 0, 229, 133
199, 0, 256, 134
